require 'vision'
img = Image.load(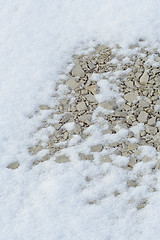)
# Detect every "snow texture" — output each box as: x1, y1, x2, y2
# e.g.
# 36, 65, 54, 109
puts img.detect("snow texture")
1, 0, 160, 240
